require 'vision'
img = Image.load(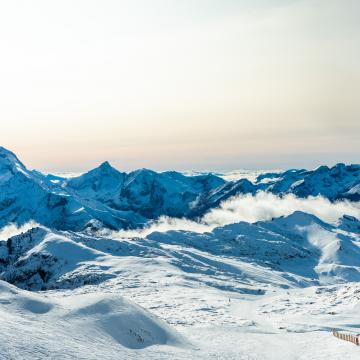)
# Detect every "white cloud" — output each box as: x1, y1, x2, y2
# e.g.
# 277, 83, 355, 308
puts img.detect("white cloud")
2, 193, 357, 241
0, 221, 40, 240
202, 192, 360, 227
109, 192, 360, 238
98, 217, 210, 239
